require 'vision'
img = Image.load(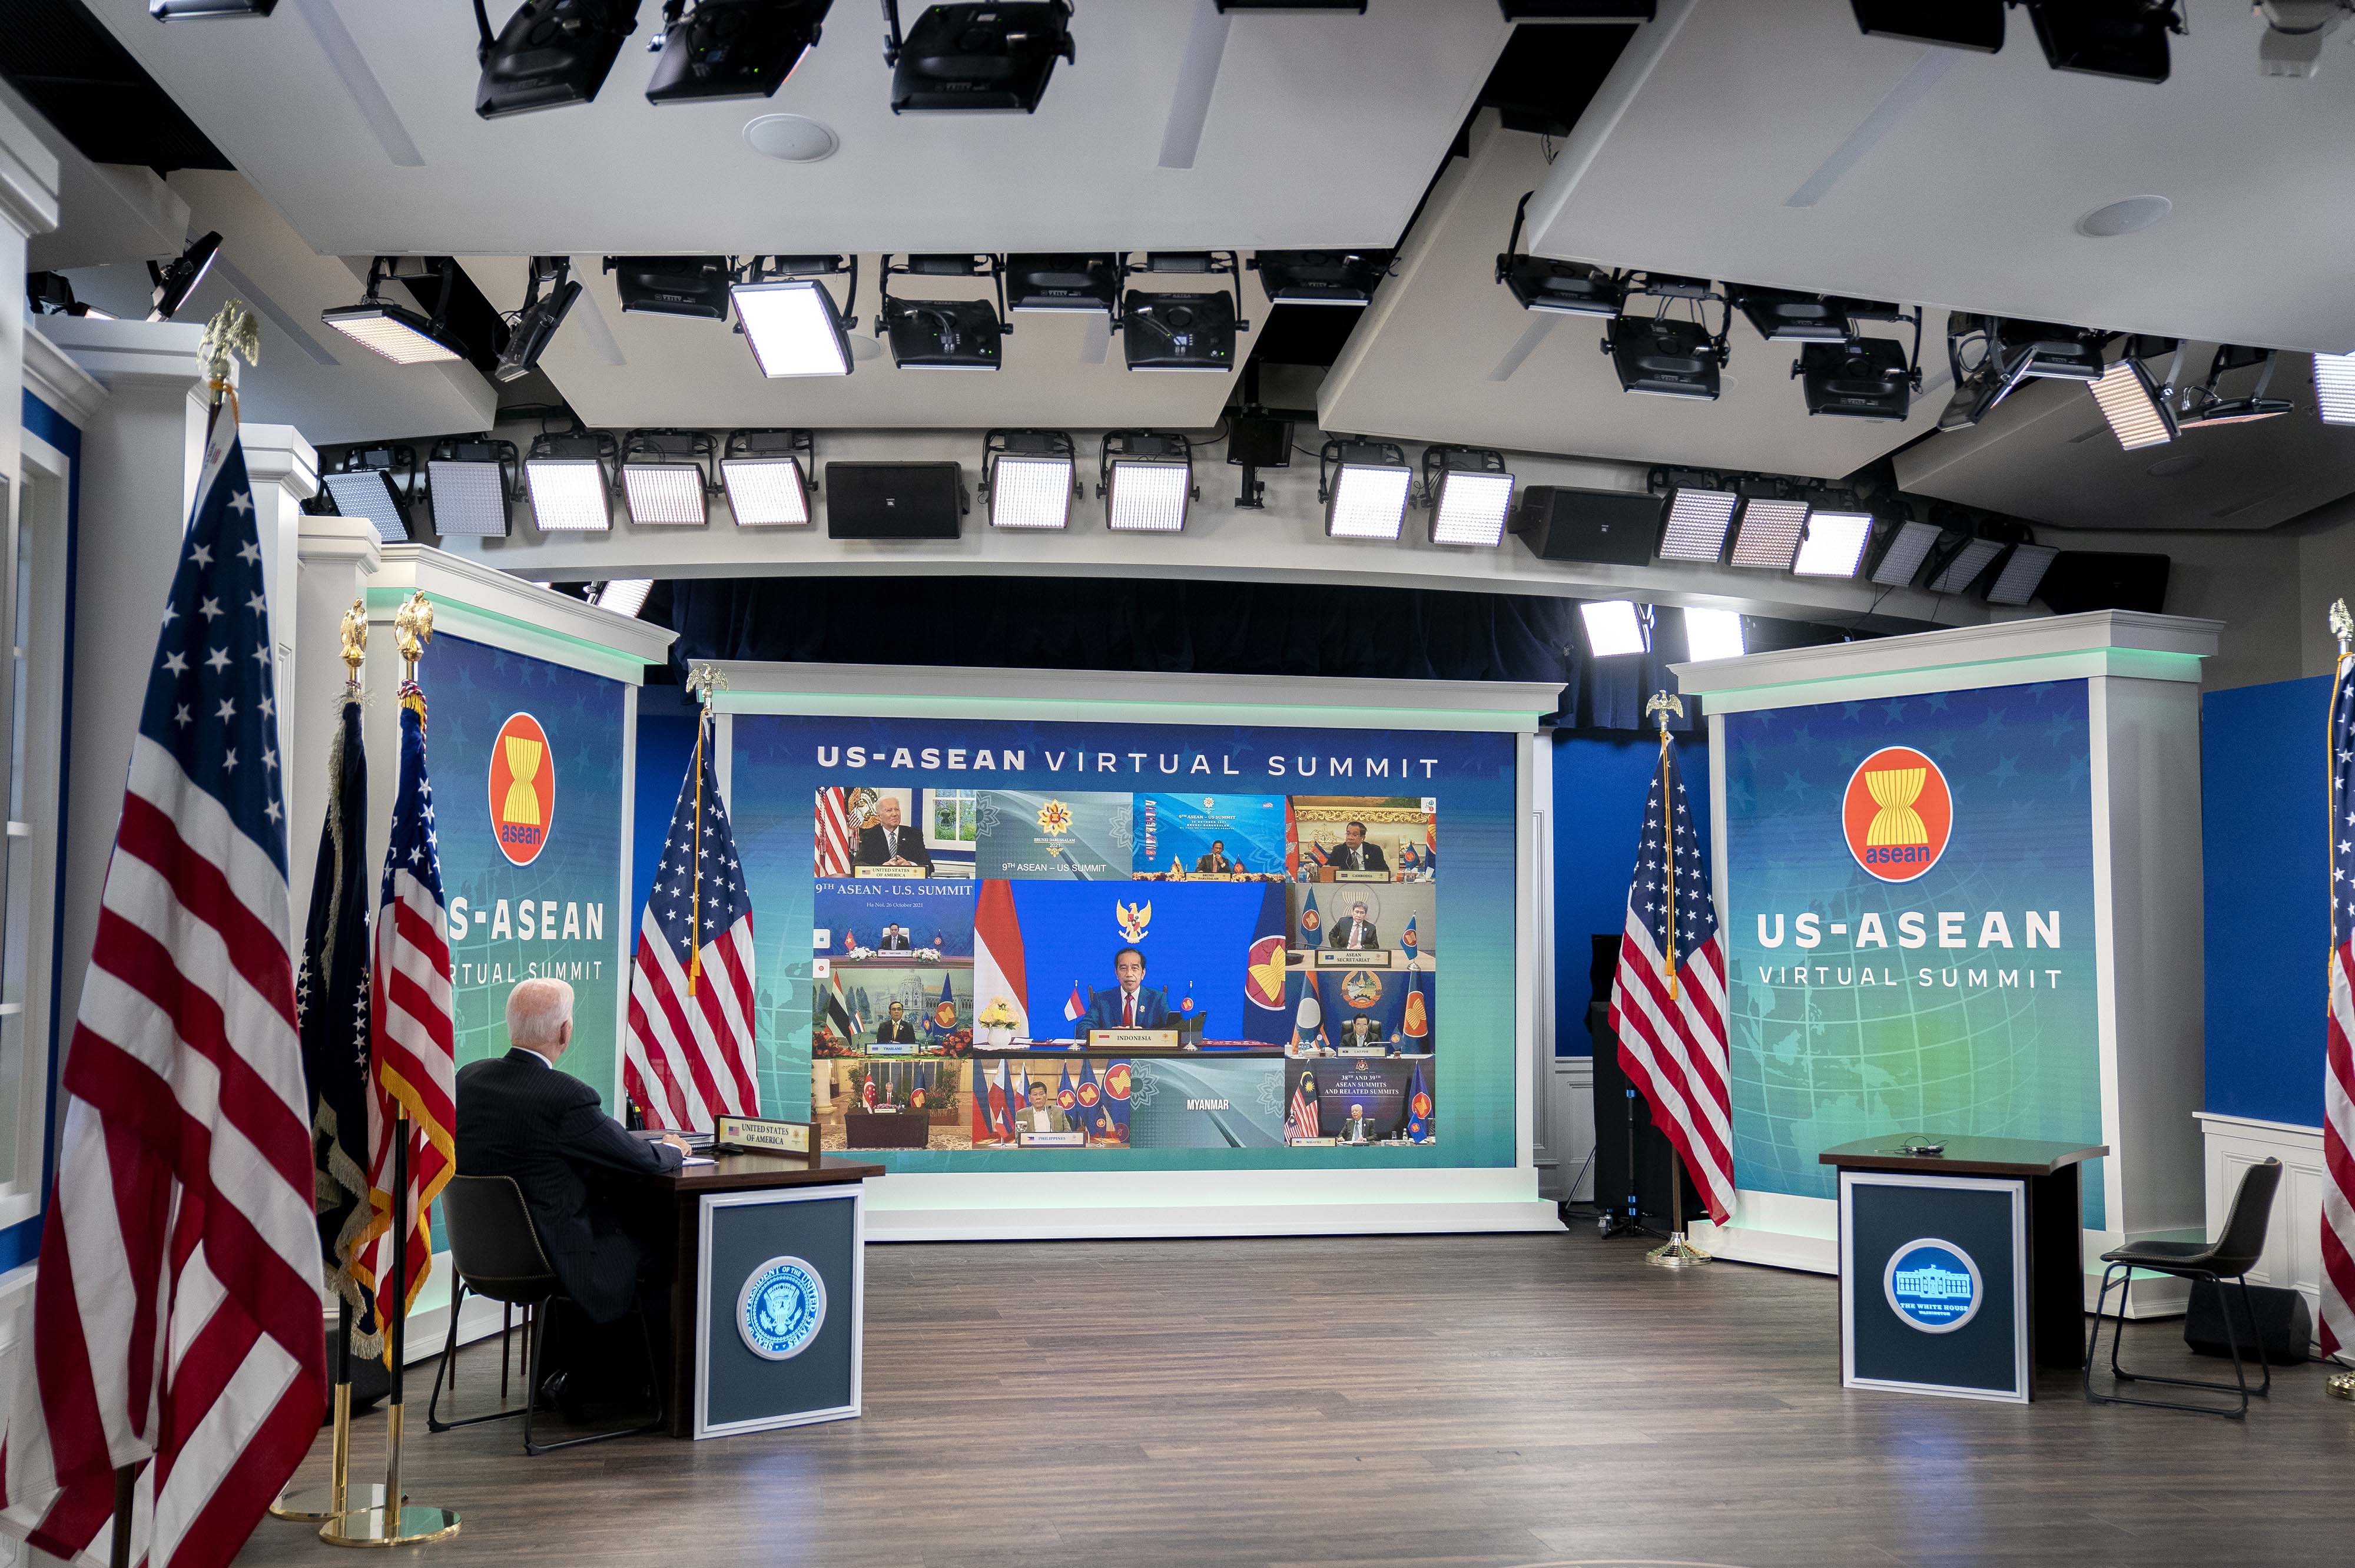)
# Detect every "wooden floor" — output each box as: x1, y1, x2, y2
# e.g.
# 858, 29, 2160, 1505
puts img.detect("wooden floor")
242, 1232, 2355, 1568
